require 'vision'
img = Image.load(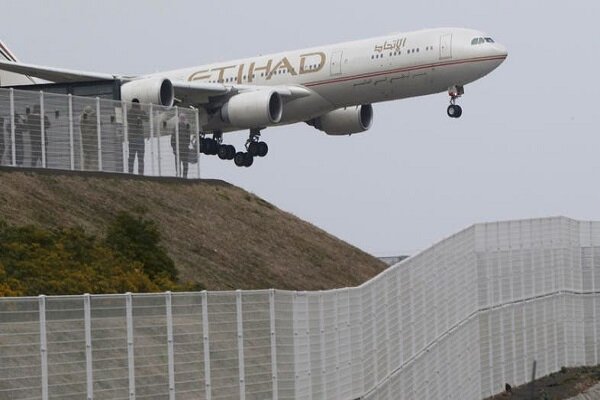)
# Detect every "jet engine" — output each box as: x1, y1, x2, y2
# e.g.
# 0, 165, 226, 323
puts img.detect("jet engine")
308, 105, 373, 135
220, 90, 283, 129
121, 78, 175, 107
